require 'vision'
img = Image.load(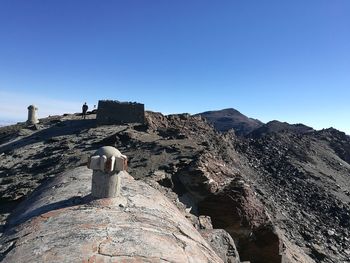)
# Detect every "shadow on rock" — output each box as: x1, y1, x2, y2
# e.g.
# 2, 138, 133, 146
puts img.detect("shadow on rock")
0, 120, 96, 153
